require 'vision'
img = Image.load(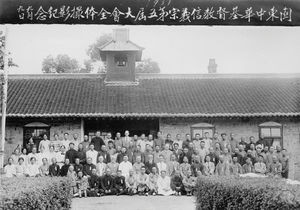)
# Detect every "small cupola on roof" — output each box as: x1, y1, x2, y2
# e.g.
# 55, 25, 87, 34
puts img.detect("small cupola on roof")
99, 28, 144, 85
